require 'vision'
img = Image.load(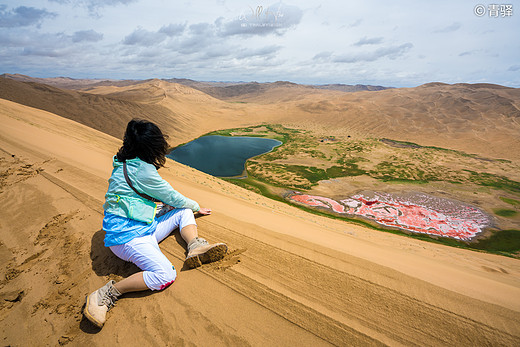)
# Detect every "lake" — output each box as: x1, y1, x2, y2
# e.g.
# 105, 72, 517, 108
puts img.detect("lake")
168, 135, 282, 177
